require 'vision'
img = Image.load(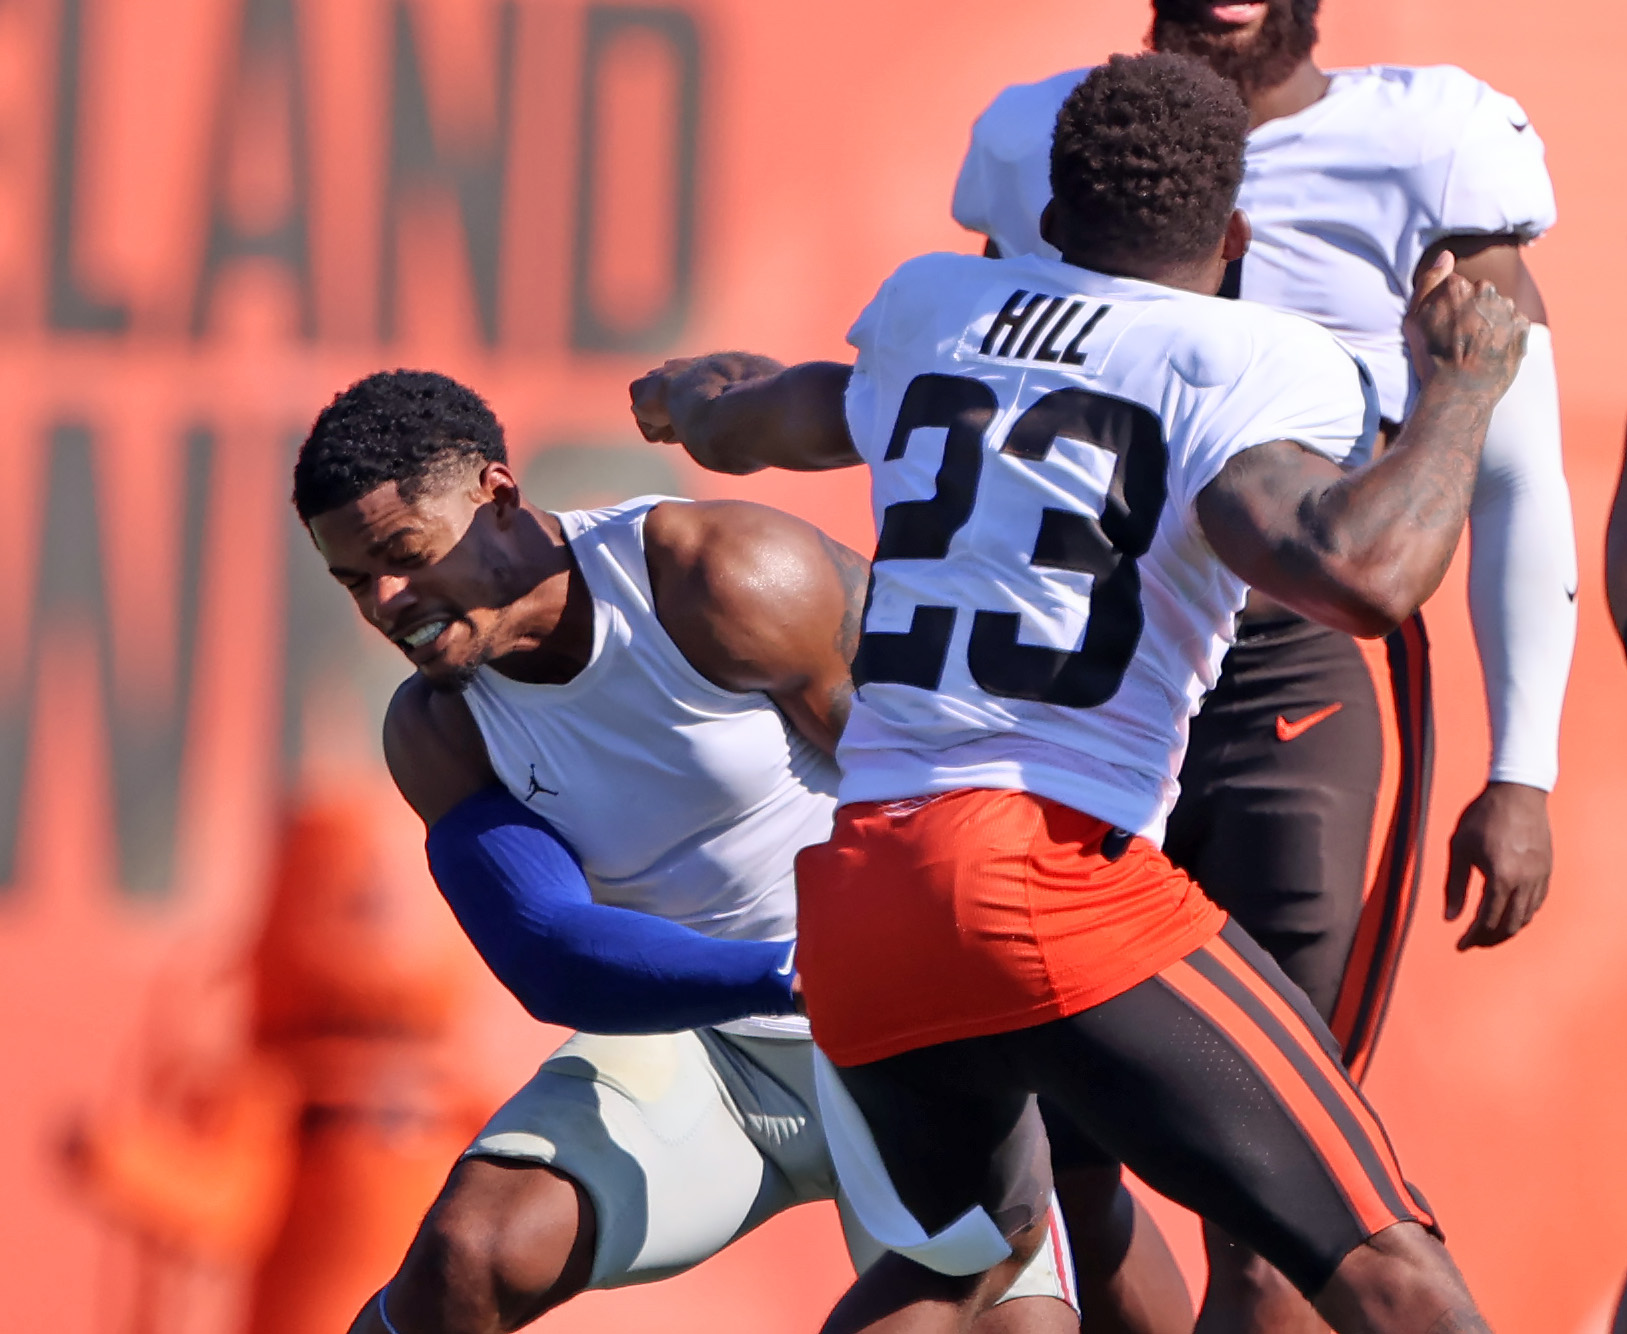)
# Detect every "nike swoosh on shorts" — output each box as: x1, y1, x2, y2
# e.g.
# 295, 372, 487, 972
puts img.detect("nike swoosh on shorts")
1276, 702, 1344, 742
